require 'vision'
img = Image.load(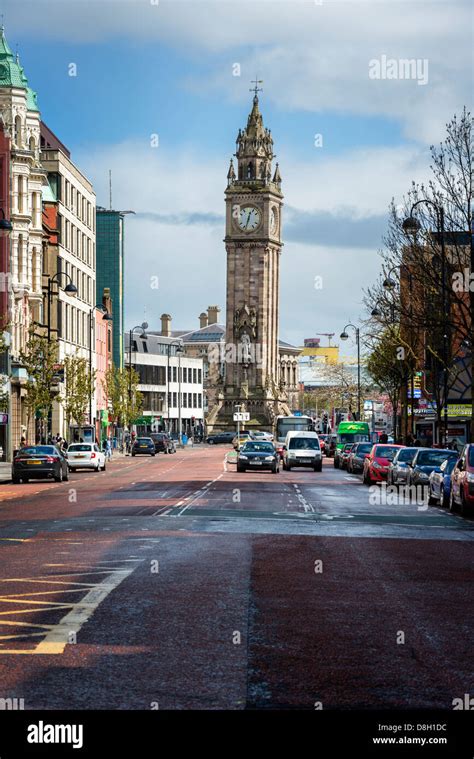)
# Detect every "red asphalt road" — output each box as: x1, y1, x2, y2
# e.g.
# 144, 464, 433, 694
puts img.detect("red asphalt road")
0, 447, 471, 709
